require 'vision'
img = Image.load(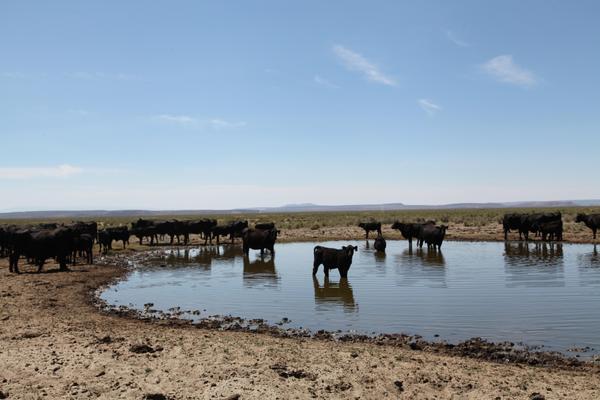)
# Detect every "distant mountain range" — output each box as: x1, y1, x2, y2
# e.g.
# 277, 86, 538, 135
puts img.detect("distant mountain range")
1, 200, 599, 220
